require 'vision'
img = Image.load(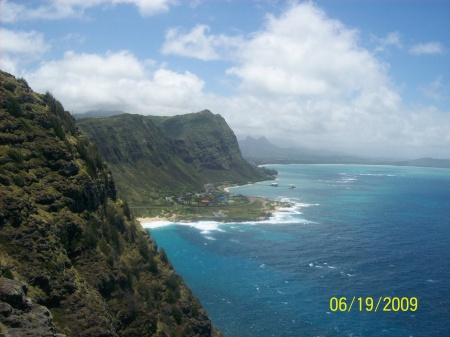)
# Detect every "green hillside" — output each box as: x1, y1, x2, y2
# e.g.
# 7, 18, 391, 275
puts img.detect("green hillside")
77, 111, 269, 209
0, 70, 222, 337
